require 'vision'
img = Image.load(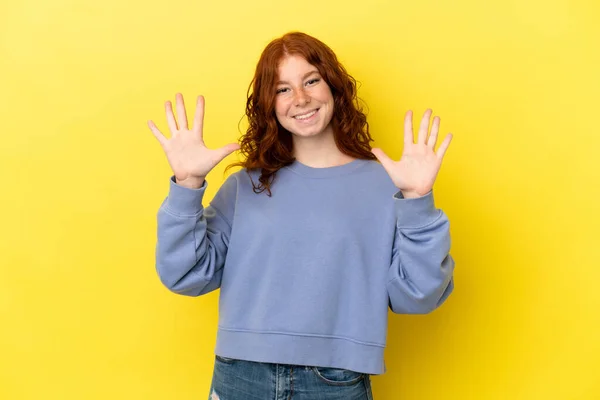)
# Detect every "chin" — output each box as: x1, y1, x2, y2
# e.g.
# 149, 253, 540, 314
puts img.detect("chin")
289, 127, 327, 138
286, 121, 333, 139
